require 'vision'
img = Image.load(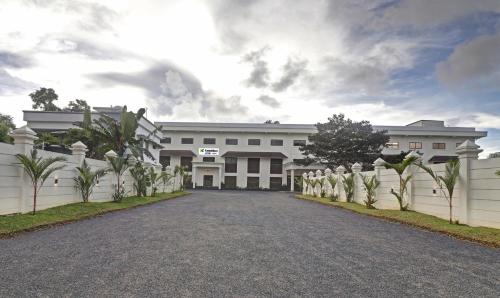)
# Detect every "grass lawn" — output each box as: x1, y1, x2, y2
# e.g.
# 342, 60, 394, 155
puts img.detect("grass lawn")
296, 194, 500, 248
0, 191, 190, 237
